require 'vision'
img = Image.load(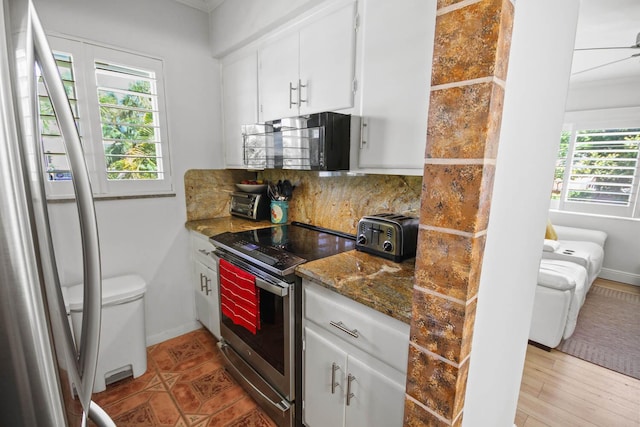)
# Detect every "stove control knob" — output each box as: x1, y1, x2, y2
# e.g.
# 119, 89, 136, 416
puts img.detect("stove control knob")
357, 234, 367, 245
383, 241, 394, 252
